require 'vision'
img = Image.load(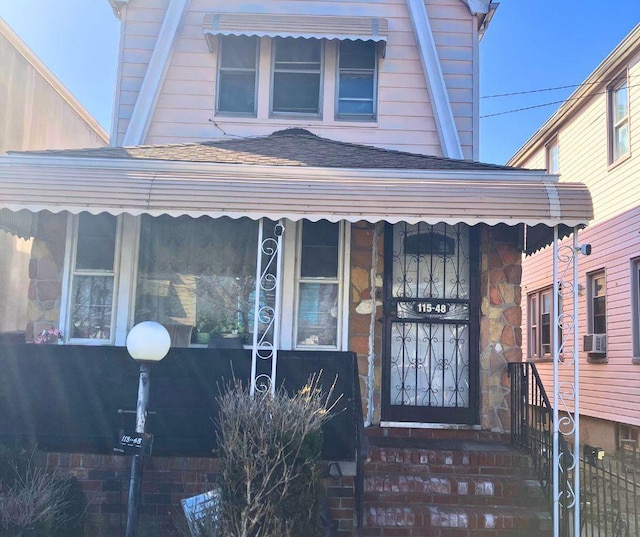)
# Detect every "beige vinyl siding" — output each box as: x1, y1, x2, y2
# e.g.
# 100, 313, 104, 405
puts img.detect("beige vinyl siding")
116, 0, 476, 157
